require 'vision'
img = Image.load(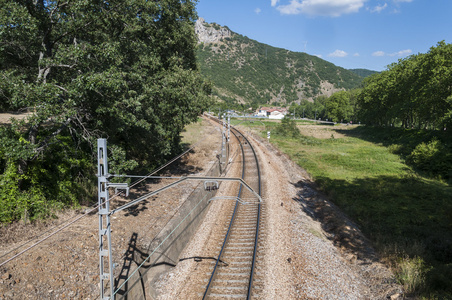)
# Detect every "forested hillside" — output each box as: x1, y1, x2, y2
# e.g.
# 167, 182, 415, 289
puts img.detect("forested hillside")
195, 19, 364, 109
349, 68, 379, 78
